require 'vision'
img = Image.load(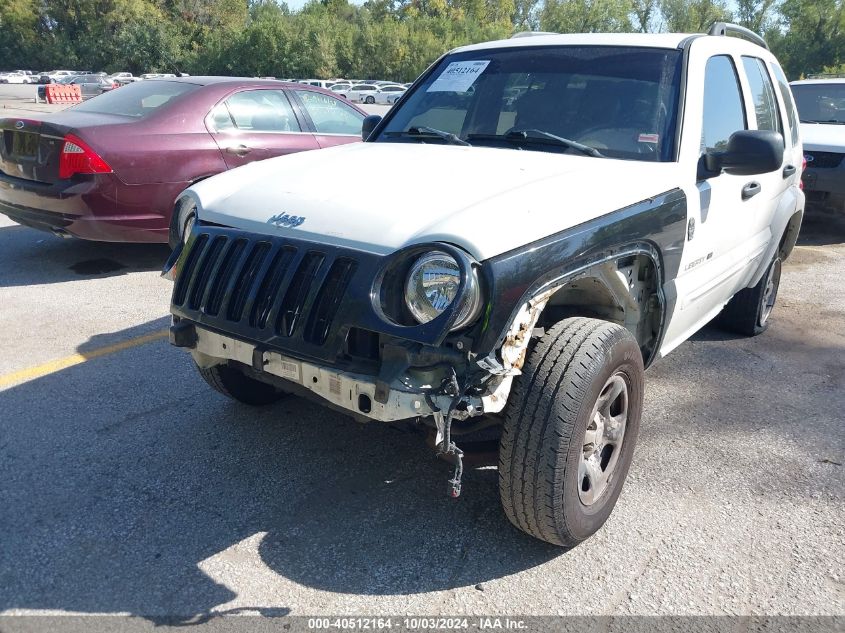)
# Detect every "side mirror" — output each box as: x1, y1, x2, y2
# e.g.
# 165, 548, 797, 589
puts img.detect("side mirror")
362, 115, 382, 141
704, 130, 784, 176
